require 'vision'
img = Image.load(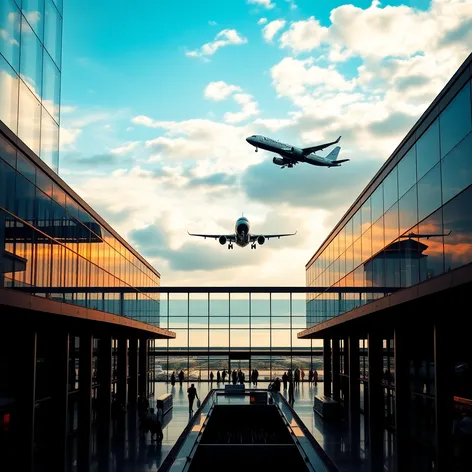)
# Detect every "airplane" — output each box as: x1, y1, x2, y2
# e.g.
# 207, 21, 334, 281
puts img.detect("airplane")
246, 134, 348, 168
188, 216, 296, 249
